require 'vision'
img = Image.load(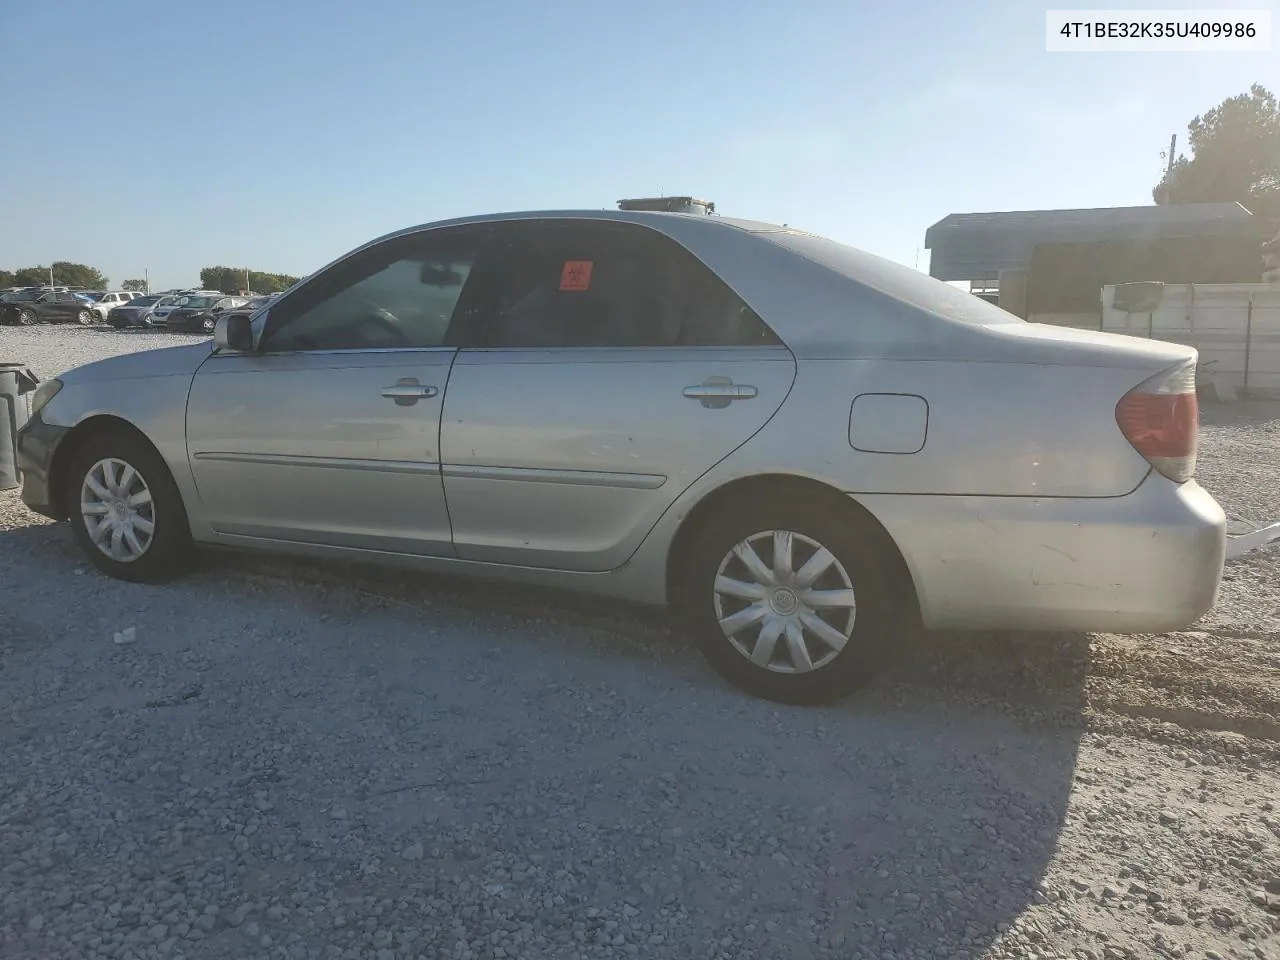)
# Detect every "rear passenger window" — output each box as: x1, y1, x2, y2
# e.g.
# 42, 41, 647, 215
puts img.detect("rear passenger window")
479, 221, 780, 348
